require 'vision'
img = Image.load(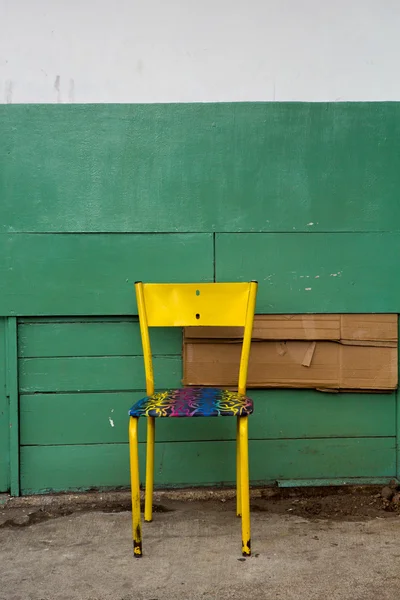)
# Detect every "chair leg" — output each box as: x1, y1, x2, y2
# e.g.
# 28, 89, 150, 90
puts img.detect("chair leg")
129, 417, 142, 557
239, 416, 251, 556
144, 416, 155, 522
236, 417, 241, 517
